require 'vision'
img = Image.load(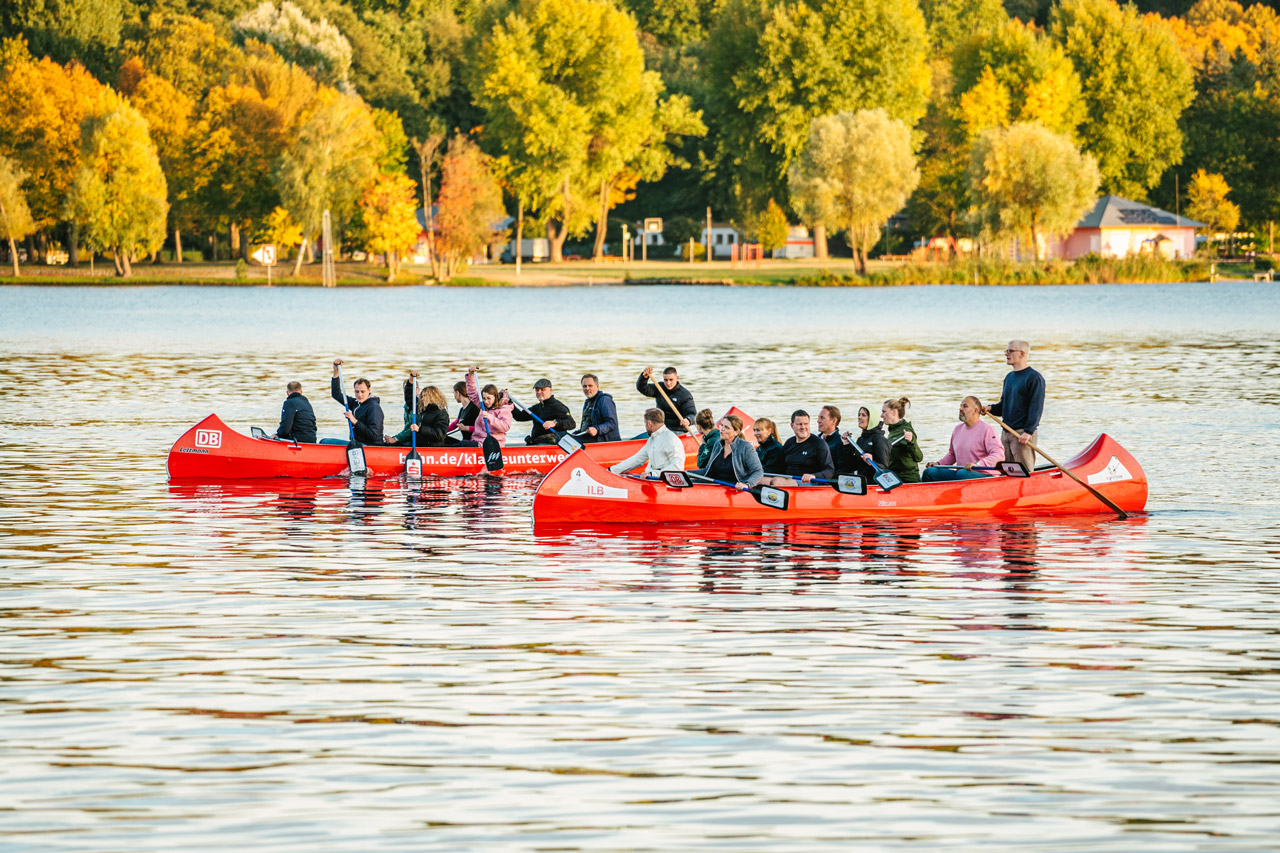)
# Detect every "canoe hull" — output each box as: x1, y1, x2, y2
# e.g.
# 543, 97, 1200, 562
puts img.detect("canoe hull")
531, 433, 1148, 523
167, 414, 697, 480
